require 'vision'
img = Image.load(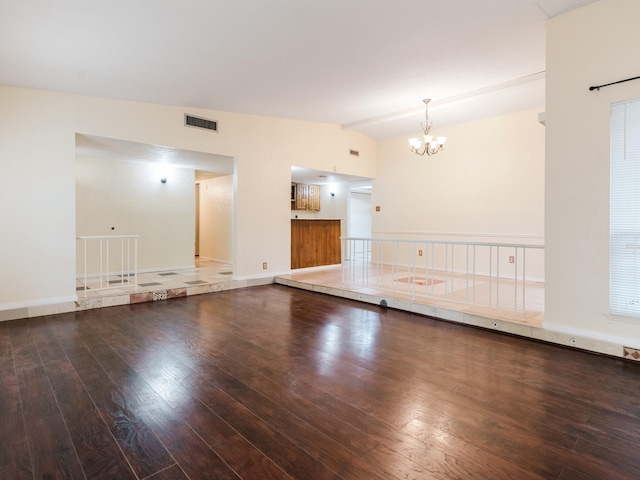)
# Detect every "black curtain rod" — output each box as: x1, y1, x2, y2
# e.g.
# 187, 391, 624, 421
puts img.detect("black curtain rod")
589, 75, 640, 91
